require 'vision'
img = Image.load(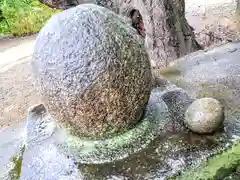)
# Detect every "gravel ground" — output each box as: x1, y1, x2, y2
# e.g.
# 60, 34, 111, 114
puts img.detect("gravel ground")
0, 59, 40, 128
186, 0, 240, 47
0, 35, 40, 129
